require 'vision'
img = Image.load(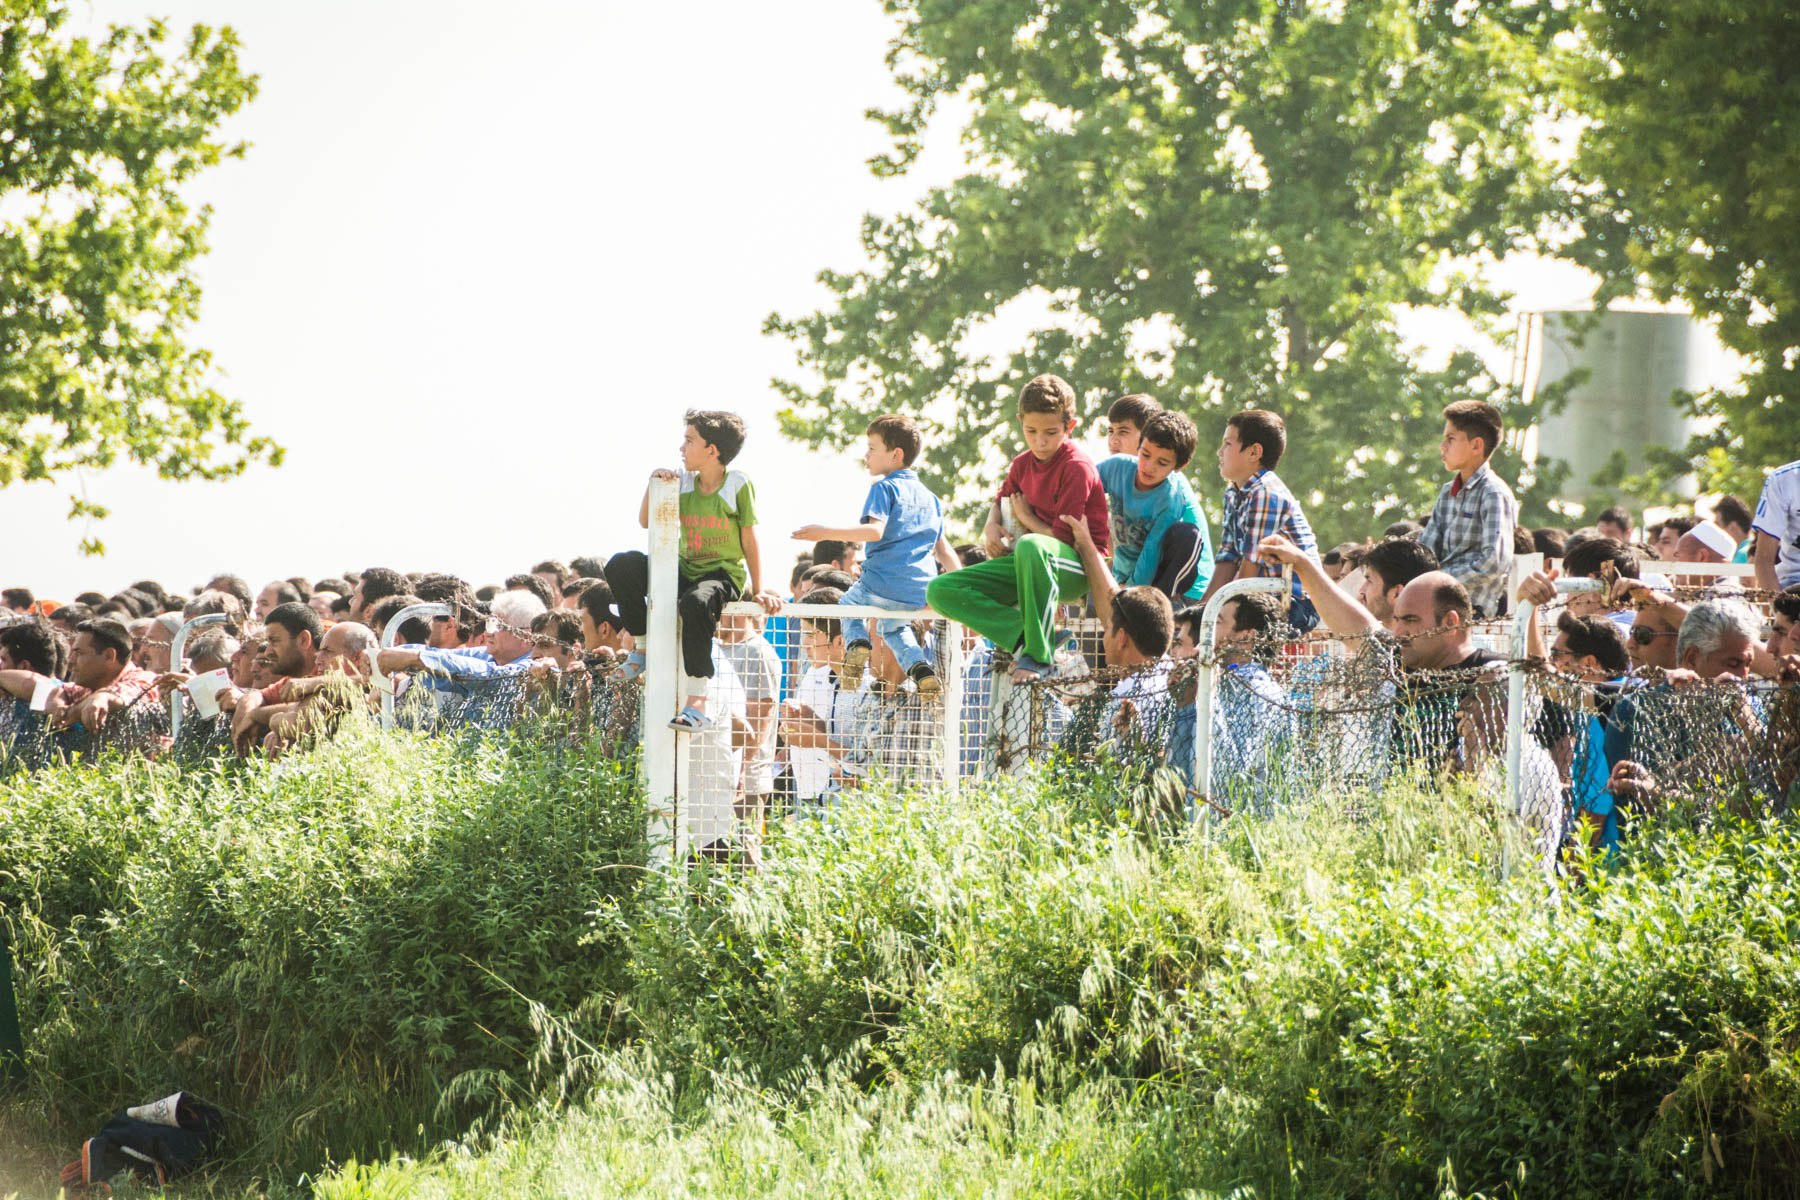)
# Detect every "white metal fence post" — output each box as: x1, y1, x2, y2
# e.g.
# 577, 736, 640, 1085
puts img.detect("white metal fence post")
941, 620, 966, 802
378, 603, 452, 731
1504, 576, 1604, 870
644, 475, 683, 874
1194, 577, 1288, 823
167, 613, 229, 743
